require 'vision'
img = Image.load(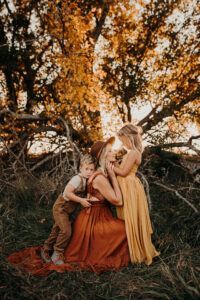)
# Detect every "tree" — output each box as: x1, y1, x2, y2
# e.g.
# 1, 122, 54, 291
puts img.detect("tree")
0, 0, 199, 158
99, 0, 199, 146
0, 0, 59, 155
0, 0, 113, 156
